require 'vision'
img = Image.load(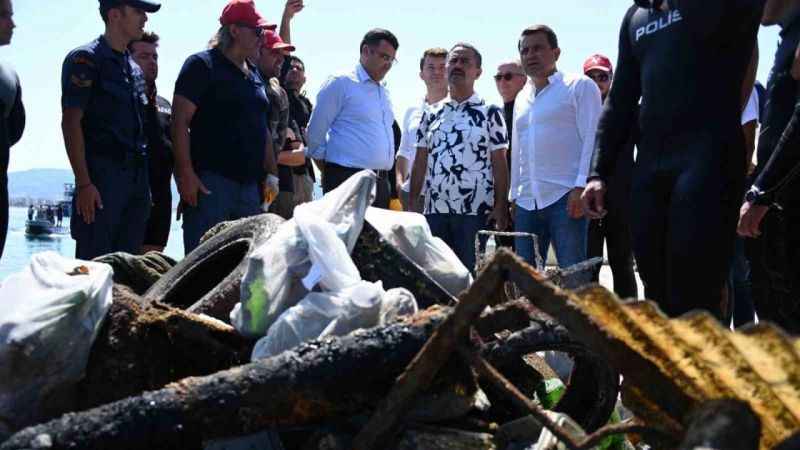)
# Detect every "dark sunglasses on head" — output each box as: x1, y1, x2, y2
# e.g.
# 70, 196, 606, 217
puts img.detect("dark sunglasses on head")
588, 73, 610, 82
494, 72, 524, 82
